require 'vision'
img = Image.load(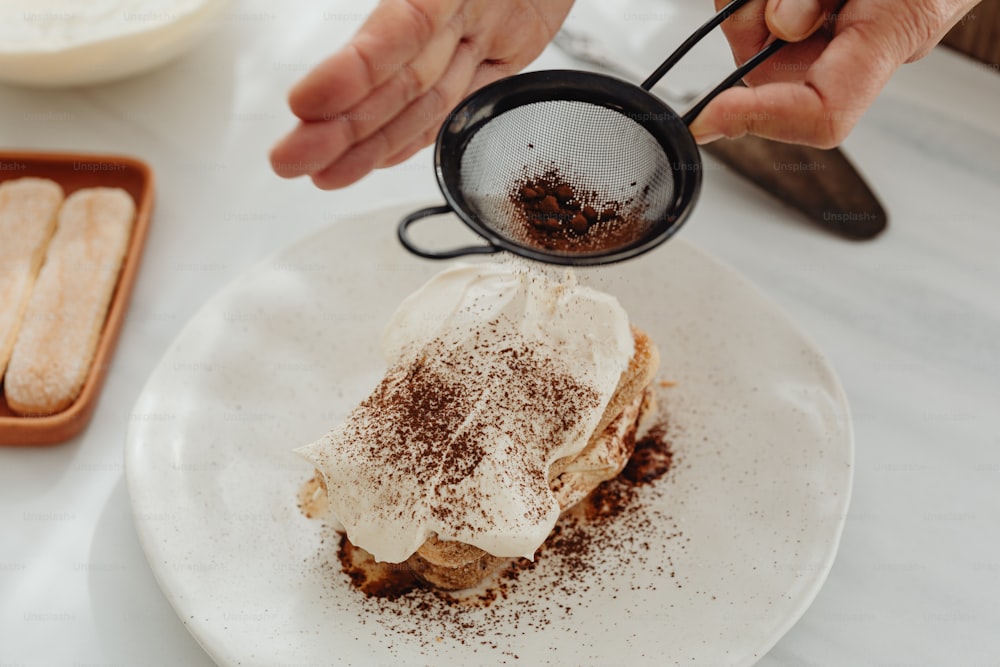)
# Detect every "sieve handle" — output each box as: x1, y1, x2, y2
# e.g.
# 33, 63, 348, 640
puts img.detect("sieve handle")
680, 39, 786, 126
641, 0, 758, 91
398, 204, 503, 260
640, 0, 787, 125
